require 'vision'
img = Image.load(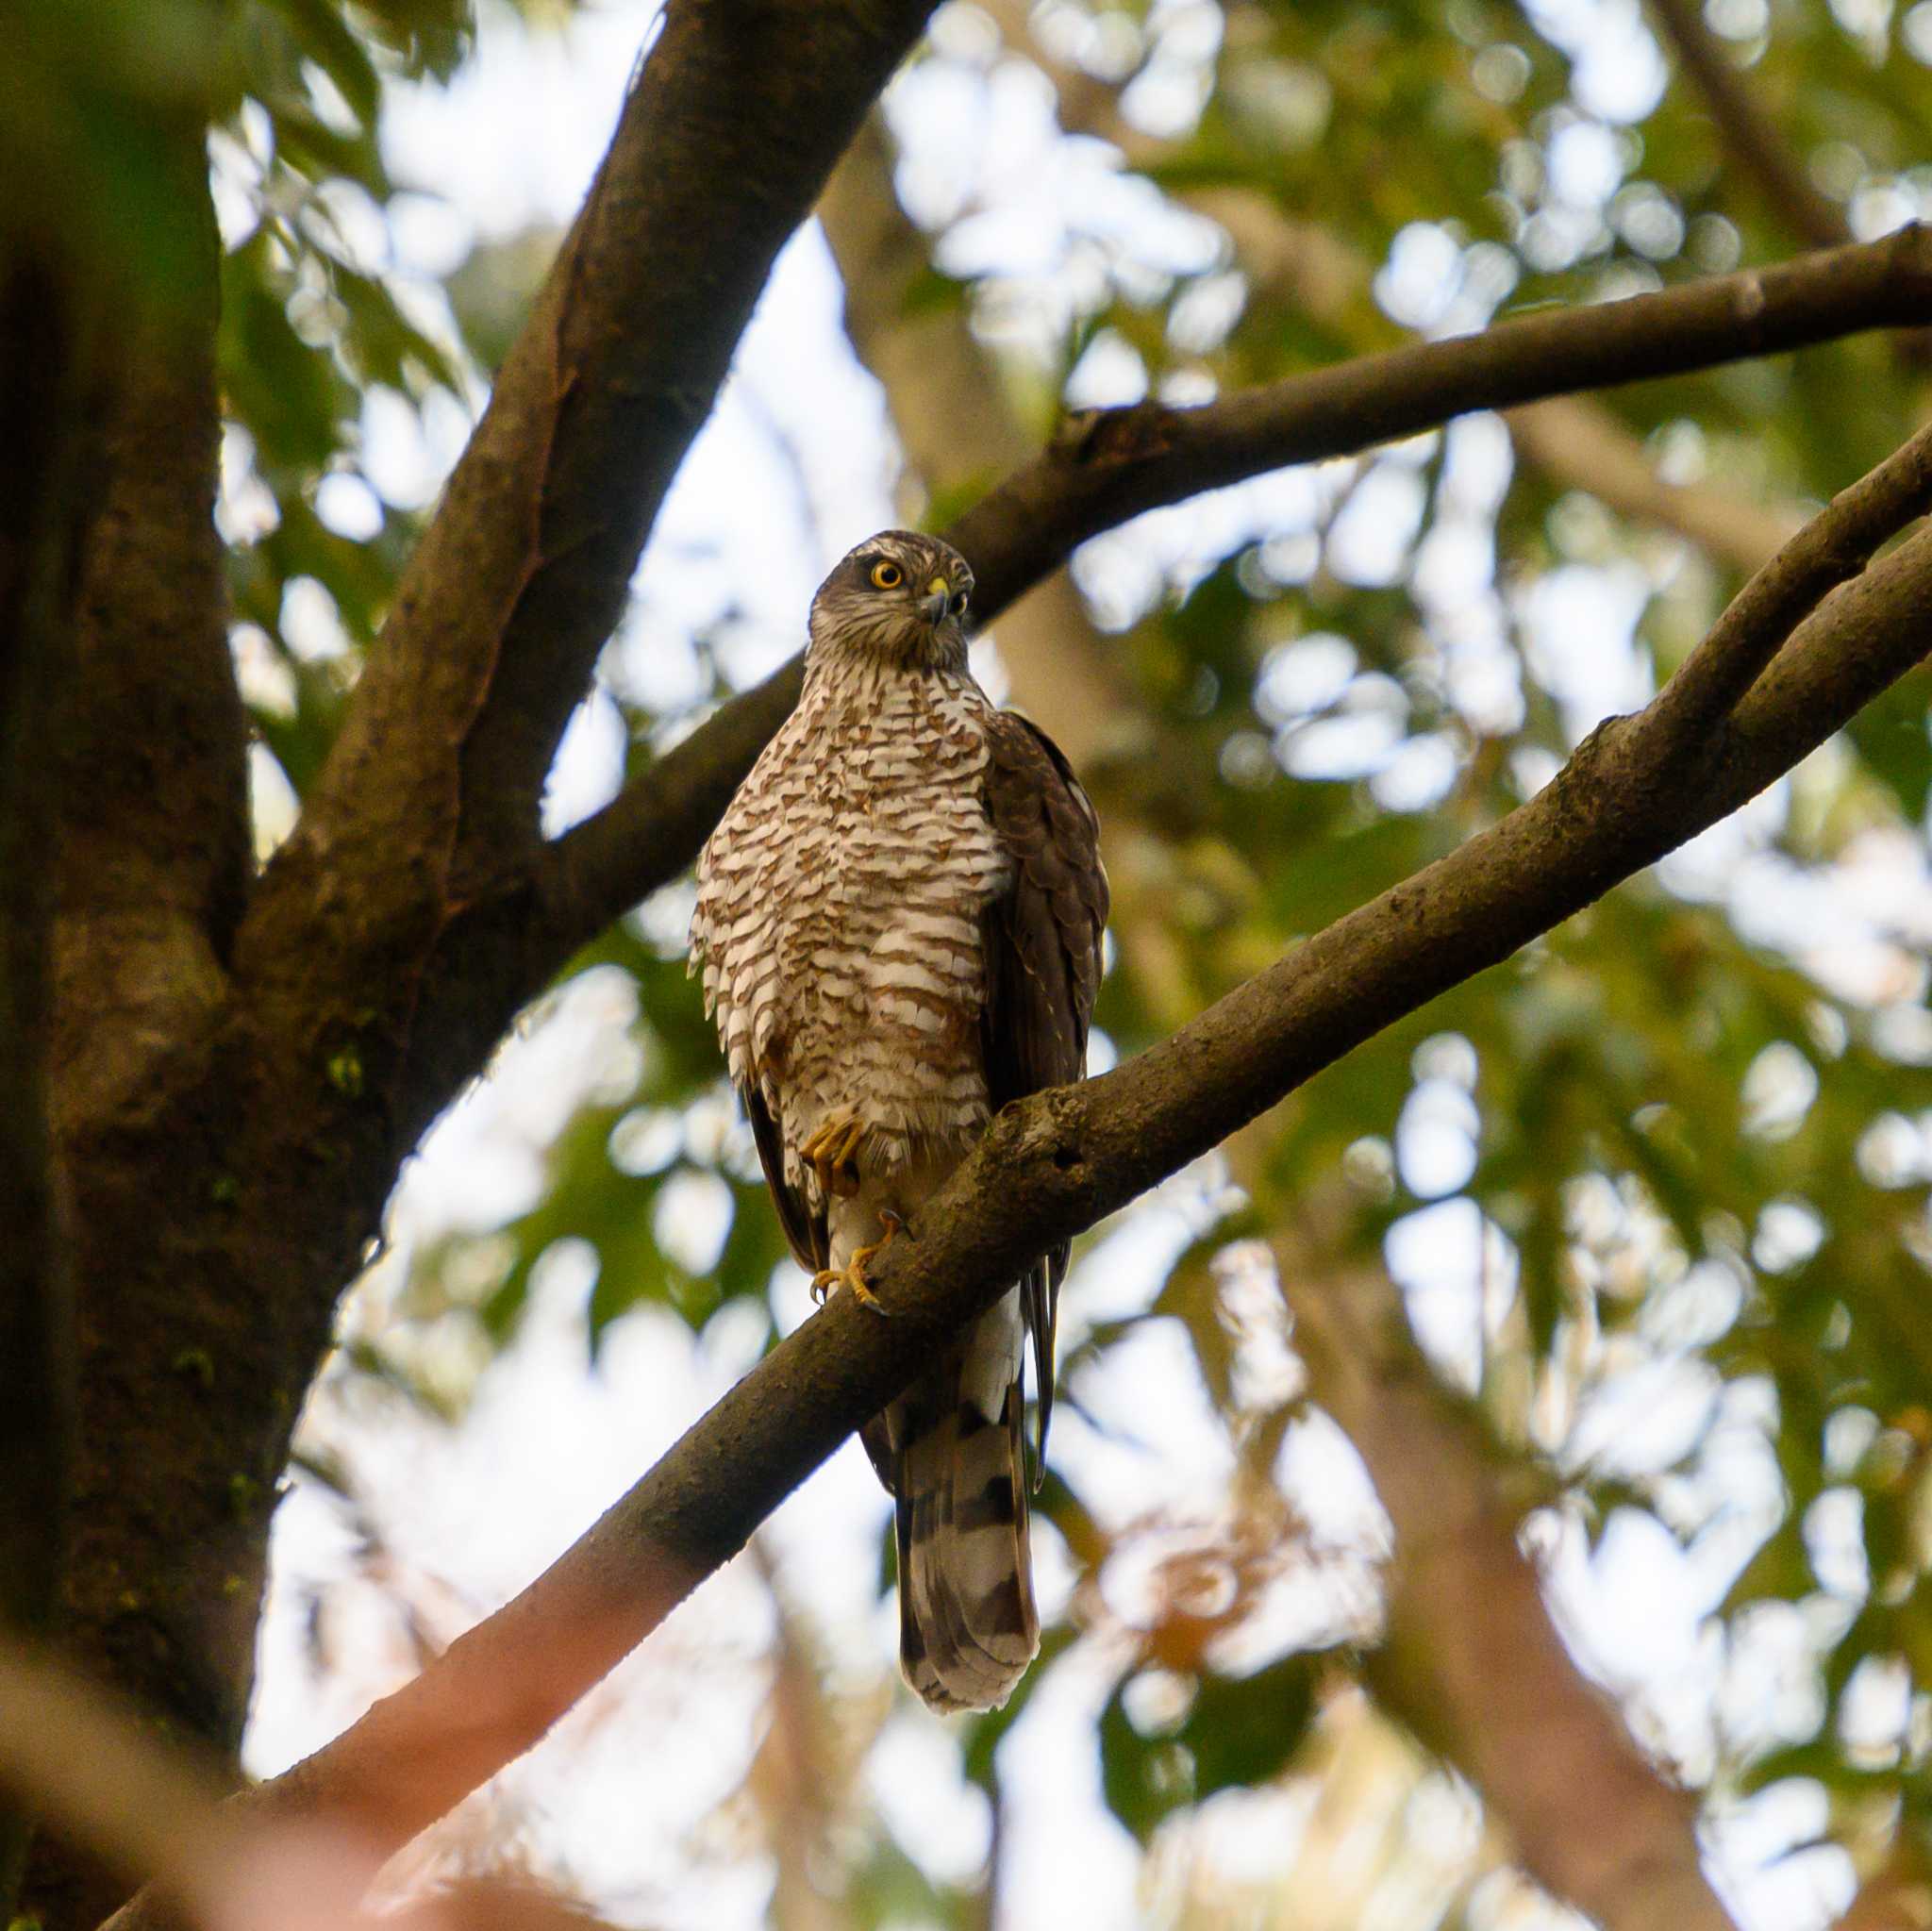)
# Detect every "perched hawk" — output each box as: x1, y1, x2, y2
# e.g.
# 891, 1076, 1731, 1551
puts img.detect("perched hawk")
690, 531, 1108, 1712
